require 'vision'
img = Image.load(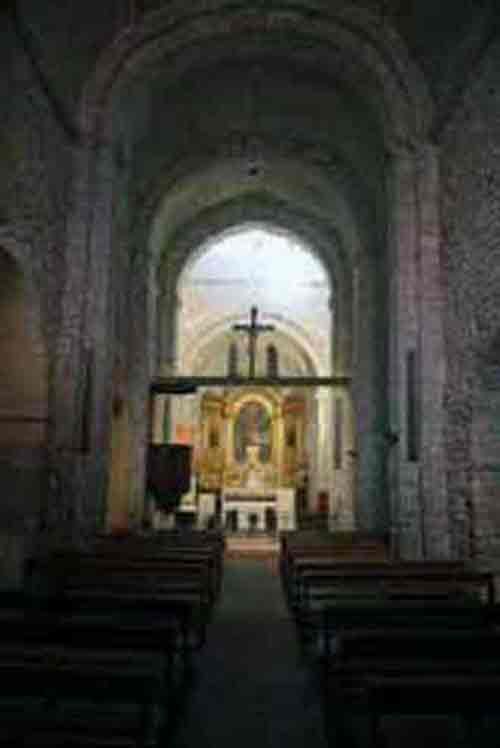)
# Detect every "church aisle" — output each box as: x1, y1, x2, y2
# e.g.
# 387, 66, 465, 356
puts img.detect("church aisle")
170, 558, 327, 748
